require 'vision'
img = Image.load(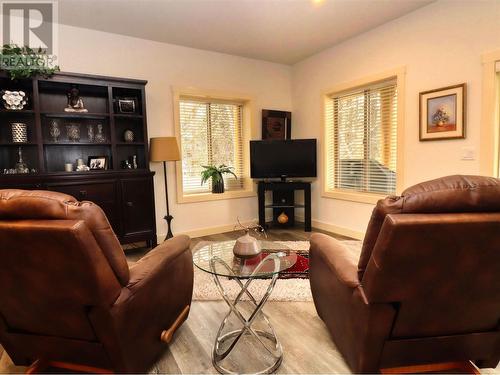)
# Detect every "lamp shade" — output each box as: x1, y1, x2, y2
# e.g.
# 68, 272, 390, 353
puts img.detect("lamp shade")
150, 137, 181, 162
